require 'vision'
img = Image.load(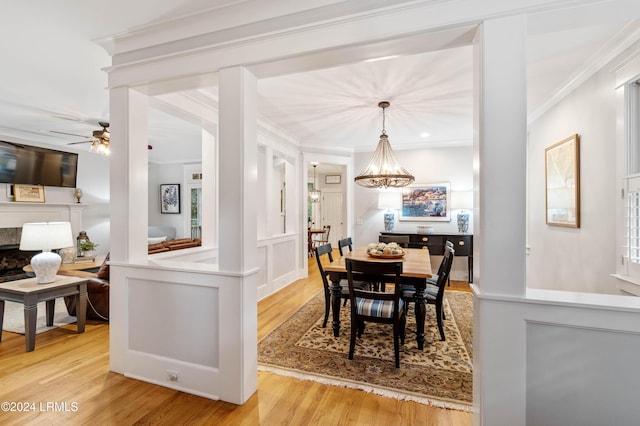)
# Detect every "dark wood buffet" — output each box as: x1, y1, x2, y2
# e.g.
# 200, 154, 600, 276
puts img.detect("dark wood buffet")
379, 231, 473, 283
